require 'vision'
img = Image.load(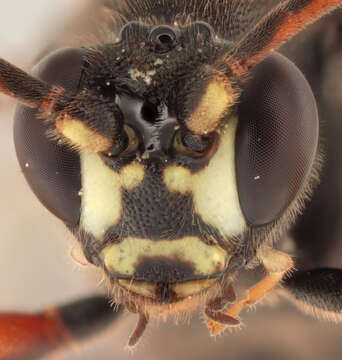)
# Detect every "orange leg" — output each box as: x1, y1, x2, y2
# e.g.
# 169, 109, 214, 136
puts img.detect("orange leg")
0, 311, 68, 360
206, 248, 293, 336
0, 296, 122, 360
